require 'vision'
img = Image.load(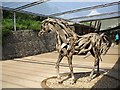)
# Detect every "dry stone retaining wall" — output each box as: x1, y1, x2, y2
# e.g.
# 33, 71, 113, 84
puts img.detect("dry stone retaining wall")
2, 30, 56, 60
